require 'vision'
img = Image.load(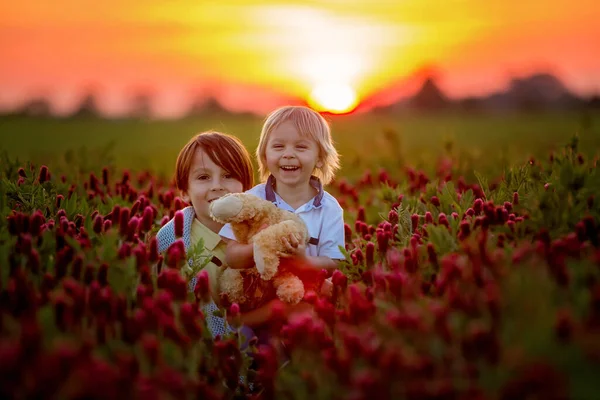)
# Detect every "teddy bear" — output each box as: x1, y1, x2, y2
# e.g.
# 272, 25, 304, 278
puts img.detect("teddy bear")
209, 192, 310, 310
